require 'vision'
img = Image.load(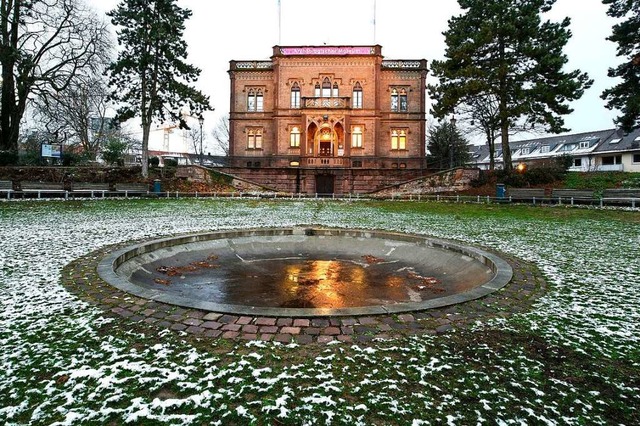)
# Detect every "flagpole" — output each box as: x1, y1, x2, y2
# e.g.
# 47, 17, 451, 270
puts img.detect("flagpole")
278, 0, 282, 45
373, 0, 377, 45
